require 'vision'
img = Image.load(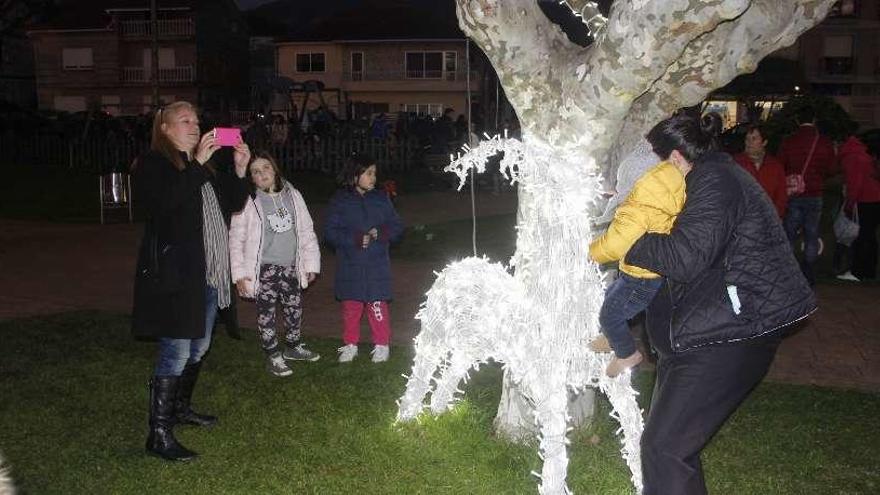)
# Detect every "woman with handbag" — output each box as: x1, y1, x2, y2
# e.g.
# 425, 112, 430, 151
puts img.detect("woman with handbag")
132, 101, 251, 461
778, 106, 837, 285
624, 112, 816, 495
840, 135, 880, 281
